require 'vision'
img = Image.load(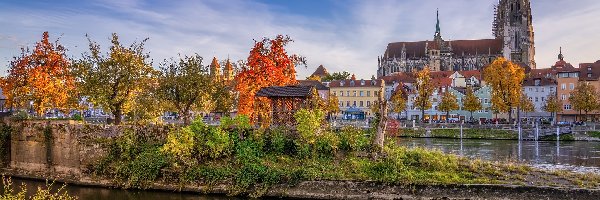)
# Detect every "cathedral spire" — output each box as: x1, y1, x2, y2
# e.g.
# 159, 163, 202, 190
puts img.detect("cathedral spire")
434, 9, 442, 40
558, 47, 564, 61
